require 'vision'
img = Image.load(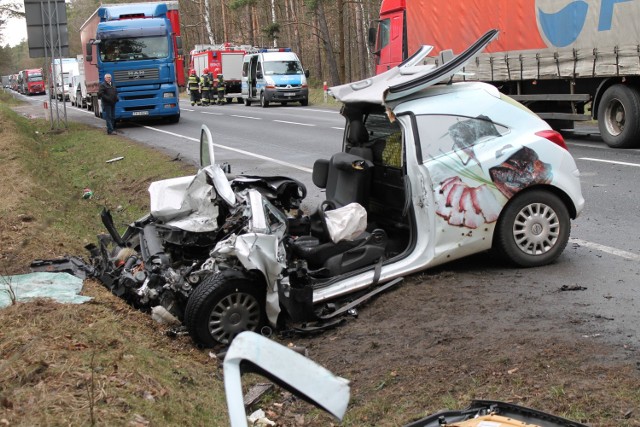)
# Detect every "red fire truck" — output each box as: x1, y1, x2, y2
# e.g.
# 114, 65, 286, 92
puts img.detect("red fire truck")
189, 43, 257, 103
